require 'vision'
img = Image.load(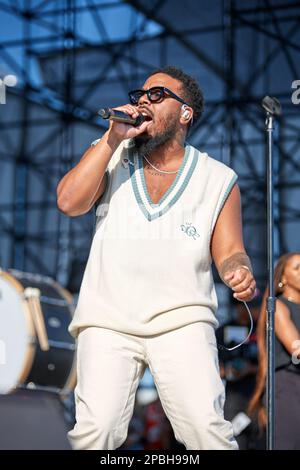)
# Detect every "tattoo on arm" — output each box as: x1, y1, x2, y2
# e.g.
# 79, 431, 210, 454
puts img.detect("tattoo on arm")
219, 252, 253, 283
